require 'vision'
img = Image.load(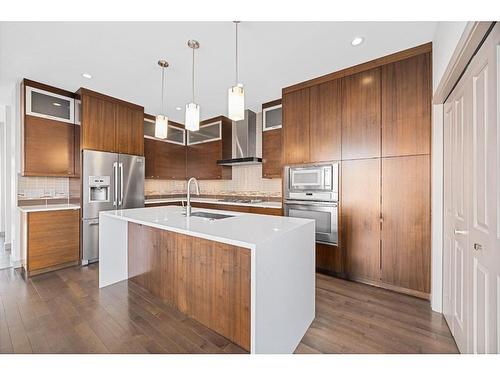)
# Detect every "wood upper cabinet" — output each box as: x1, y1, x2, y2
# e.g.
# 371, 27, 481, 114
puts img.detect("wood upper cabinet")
282, 88, 310, 165
382, 53, 431, 157
341, 68, 381, 160
115, 104, 144, 156
144, 138, 157, 178
22, 80, 79, 177
155, 140, 186, 180
187, 141, 226, 180
309, 79, 342, 162
186, 116, 232, 180
262, 129, 282, 178
144, 138, 187, 180
262, 99, 282, 178
80, 89, 144, 155
23, 115, 76, 177
342, 158, 381, 282
381, 155, 430, 296
26, 209, 80, 275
